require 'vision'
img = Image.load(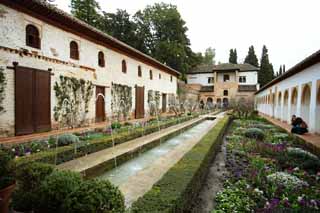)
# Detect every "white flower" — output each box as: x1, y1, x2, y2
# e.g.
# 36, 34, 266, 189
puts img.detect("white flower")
254, 188, 264, 195
297, 196, 303, 202
293, 167, 299, 171
267, 172, 308, 190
